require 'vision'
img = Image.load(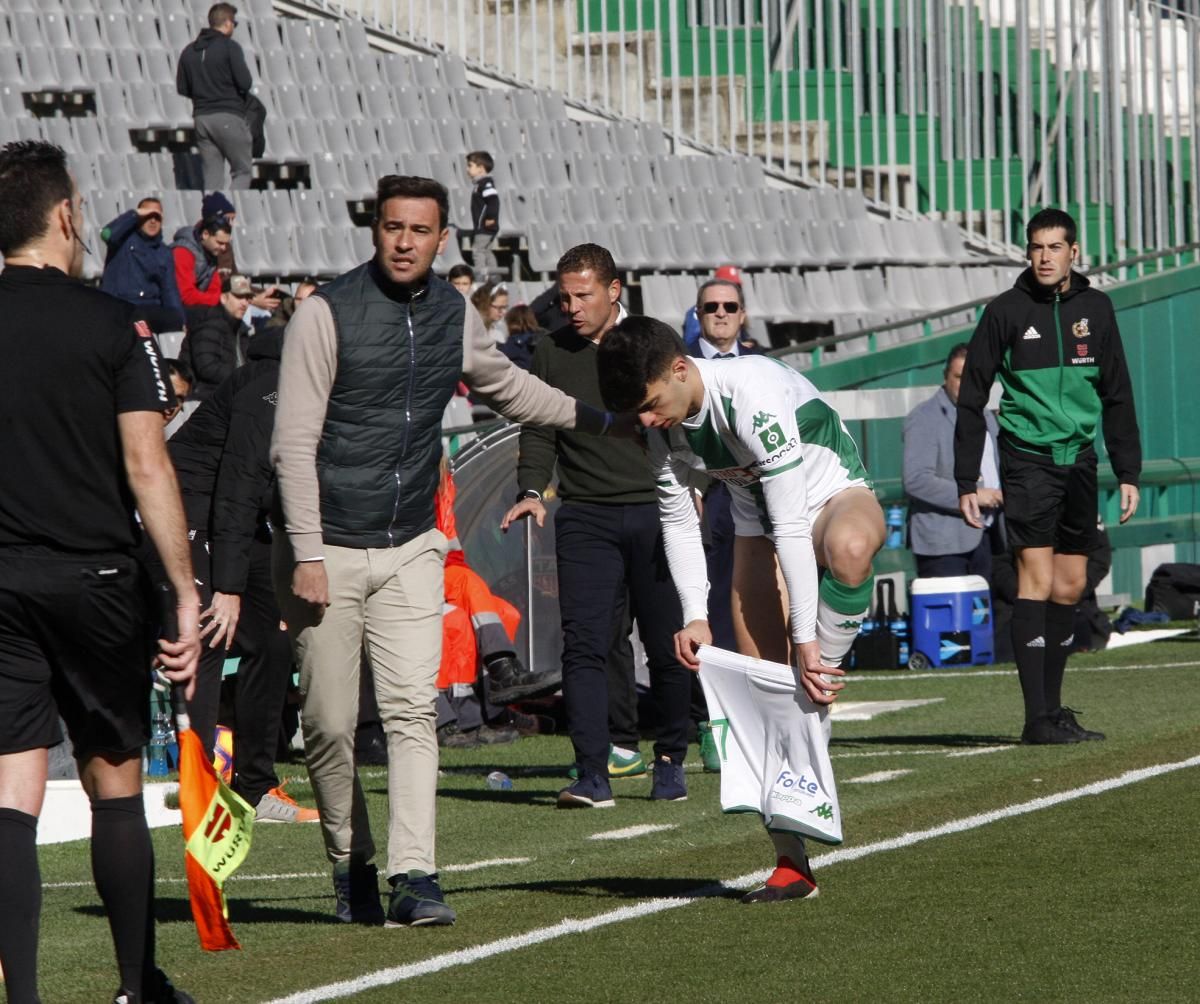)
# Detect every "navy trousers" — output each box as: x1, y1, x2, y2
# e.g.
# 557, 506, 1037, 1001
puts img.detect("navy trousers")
555, 502, 689, 777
